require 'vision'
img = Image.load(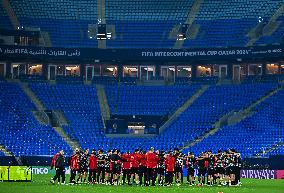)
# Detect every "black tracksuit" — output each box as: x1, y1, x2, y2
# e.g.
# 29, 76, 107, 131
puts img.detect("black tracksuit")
53, 154, 66, 183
